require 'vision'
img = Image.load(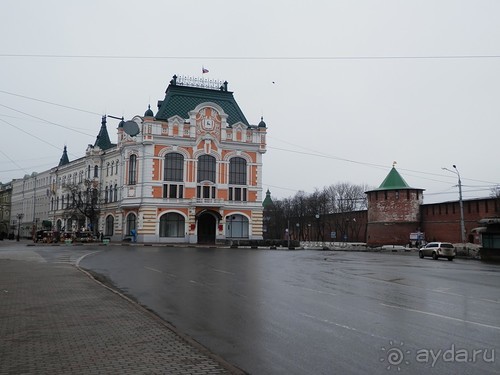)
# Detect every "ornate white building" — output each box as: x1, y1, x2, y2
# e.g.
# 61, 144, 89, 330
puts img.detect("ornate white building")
11, 75, 268, 244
